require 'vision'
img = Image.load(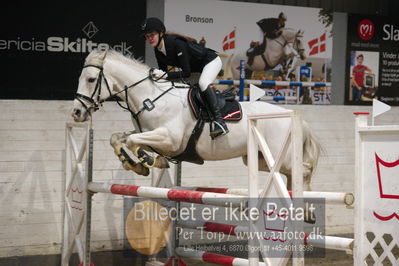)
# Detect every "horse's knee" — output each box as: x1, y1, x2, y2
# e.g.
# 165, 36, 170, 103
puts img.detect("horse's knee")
126, 135, 136, 149
110, 132, 124, 146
